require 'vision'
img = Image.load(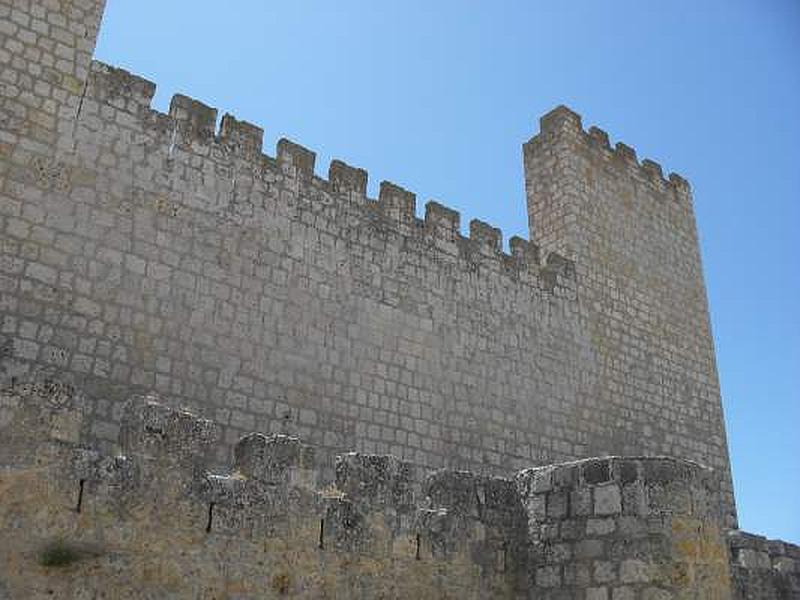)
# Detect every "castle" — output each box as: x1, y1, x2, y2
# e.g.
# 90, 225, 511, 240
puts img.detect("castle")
0, 1, 797, 598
